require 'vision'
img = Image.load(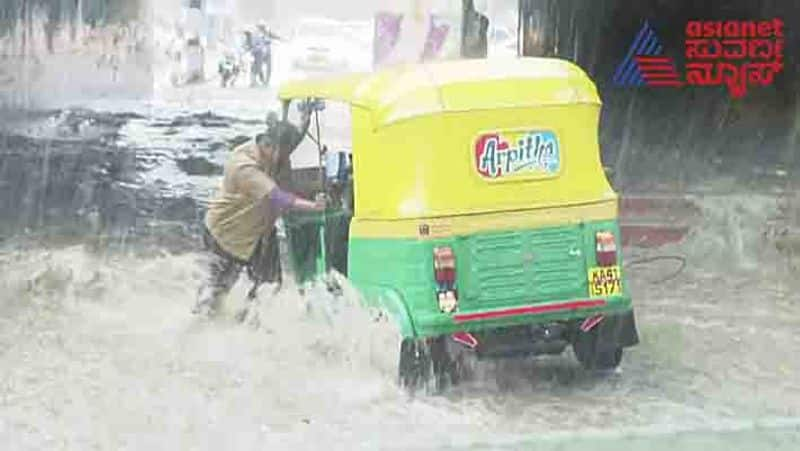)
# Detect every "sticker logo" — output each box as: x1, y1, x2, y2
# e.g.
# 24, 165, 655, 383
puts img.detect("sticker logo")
418, 224, 430, 236
475, 130, 560, 179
